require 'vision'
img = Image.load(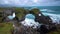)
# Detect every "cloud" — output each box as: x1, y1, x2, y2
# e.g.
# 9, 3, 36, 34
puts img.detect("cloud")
0, 0, 60, 6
